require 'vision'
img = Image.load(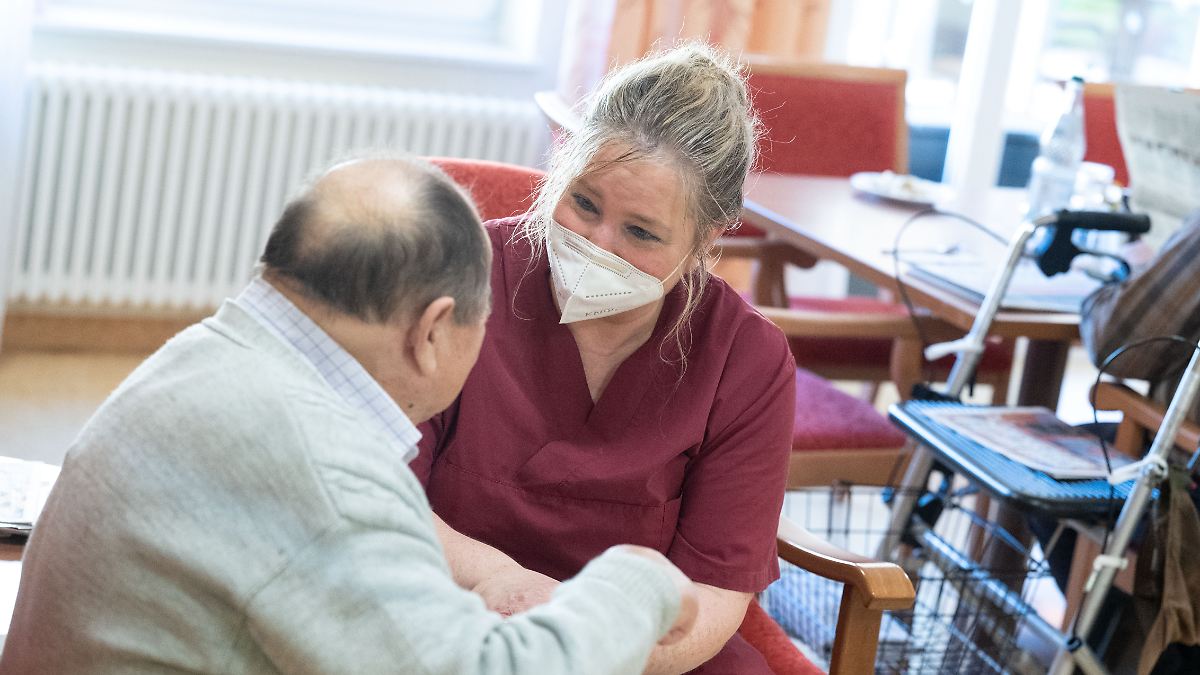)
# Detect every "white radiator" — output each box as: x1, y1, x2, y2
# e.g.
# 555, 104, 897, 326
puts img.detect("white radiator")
9, 63, 547, 310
